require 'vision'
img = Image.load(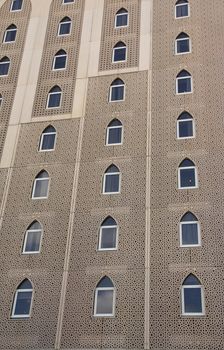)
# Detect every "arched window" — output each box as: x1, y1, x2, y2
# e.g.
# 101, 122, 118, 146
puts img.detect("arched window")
109, 78, 125, 102
3, 24, 17, 43
176, 70, 192, 94
23, 221, 43, 254
32, 170, 50, 199
177, 112, 194, 139
106, 119, 123, 145
181, 274, 205, 315
178, 159, 198, 189
0, 57, 10, 76
115, 8, 128, 28
103, 165, 120, 194
58, 17, 72, 36
10, 0, 23, 11
0, 94, 3, 108
63, 0, 74, 3
39, 125, 56, 151
98, 217, 118, 251
175, 0, 189, 18
175, 33, 190, 54
11, 279, 33, 318
52, 49, 67, 70
47, 86, 62, 109
94, 276, 115, 316
180, 212, 200, 247
112, 42, 127, 63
